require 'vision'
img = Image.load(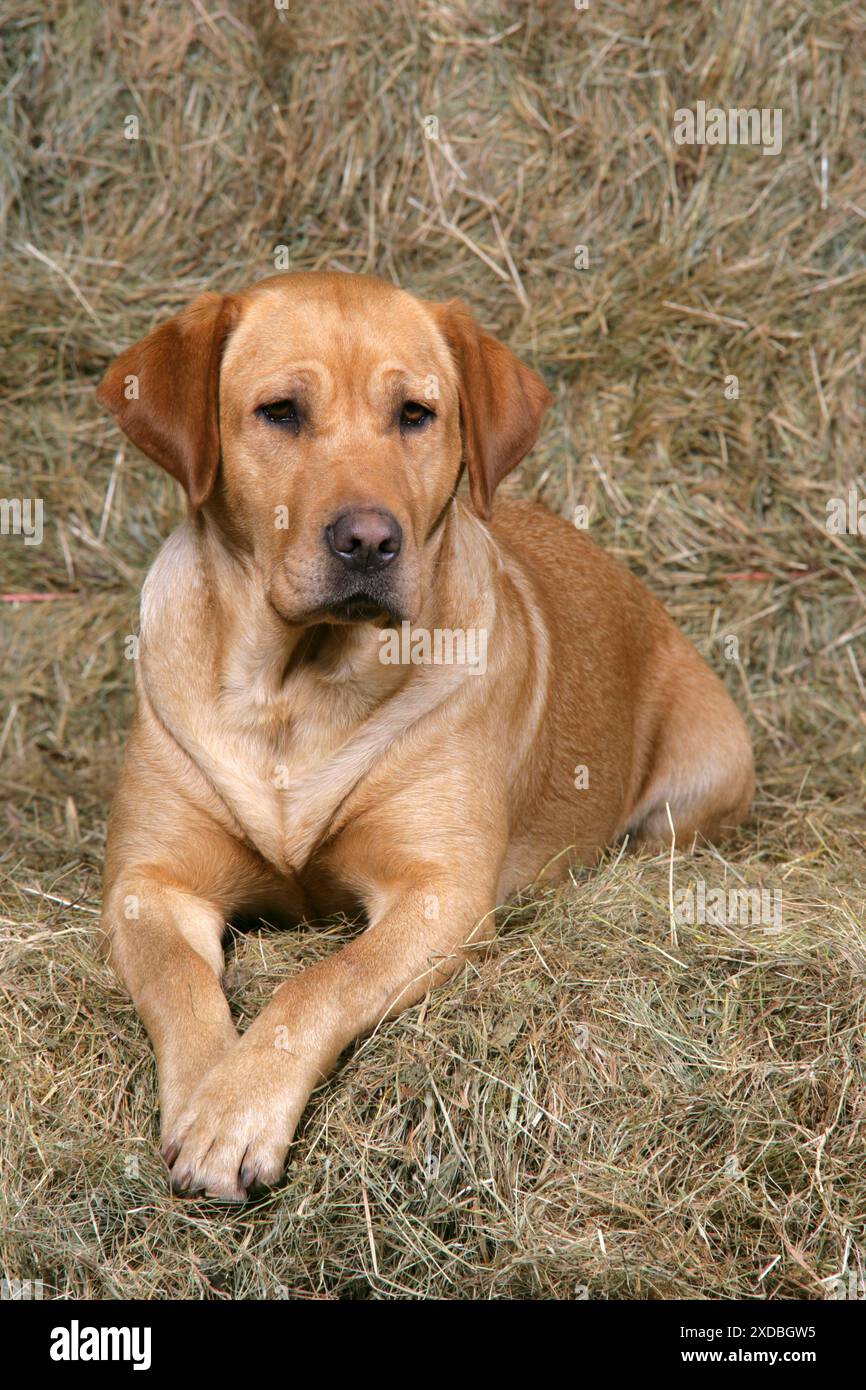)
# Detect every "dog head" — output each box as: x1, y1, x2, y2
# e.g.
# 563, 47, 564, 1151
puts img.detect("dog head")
97, 272, 550, 626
